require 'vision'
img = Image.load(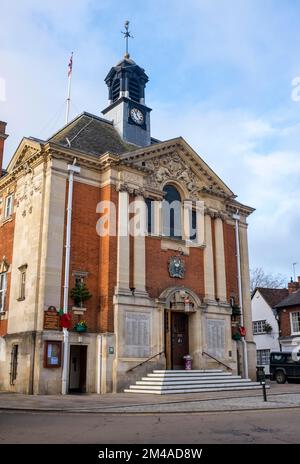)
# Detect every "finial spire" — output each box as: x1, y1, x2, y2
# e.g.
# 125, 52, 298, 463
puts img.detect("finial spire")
122, 20, 133, 59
